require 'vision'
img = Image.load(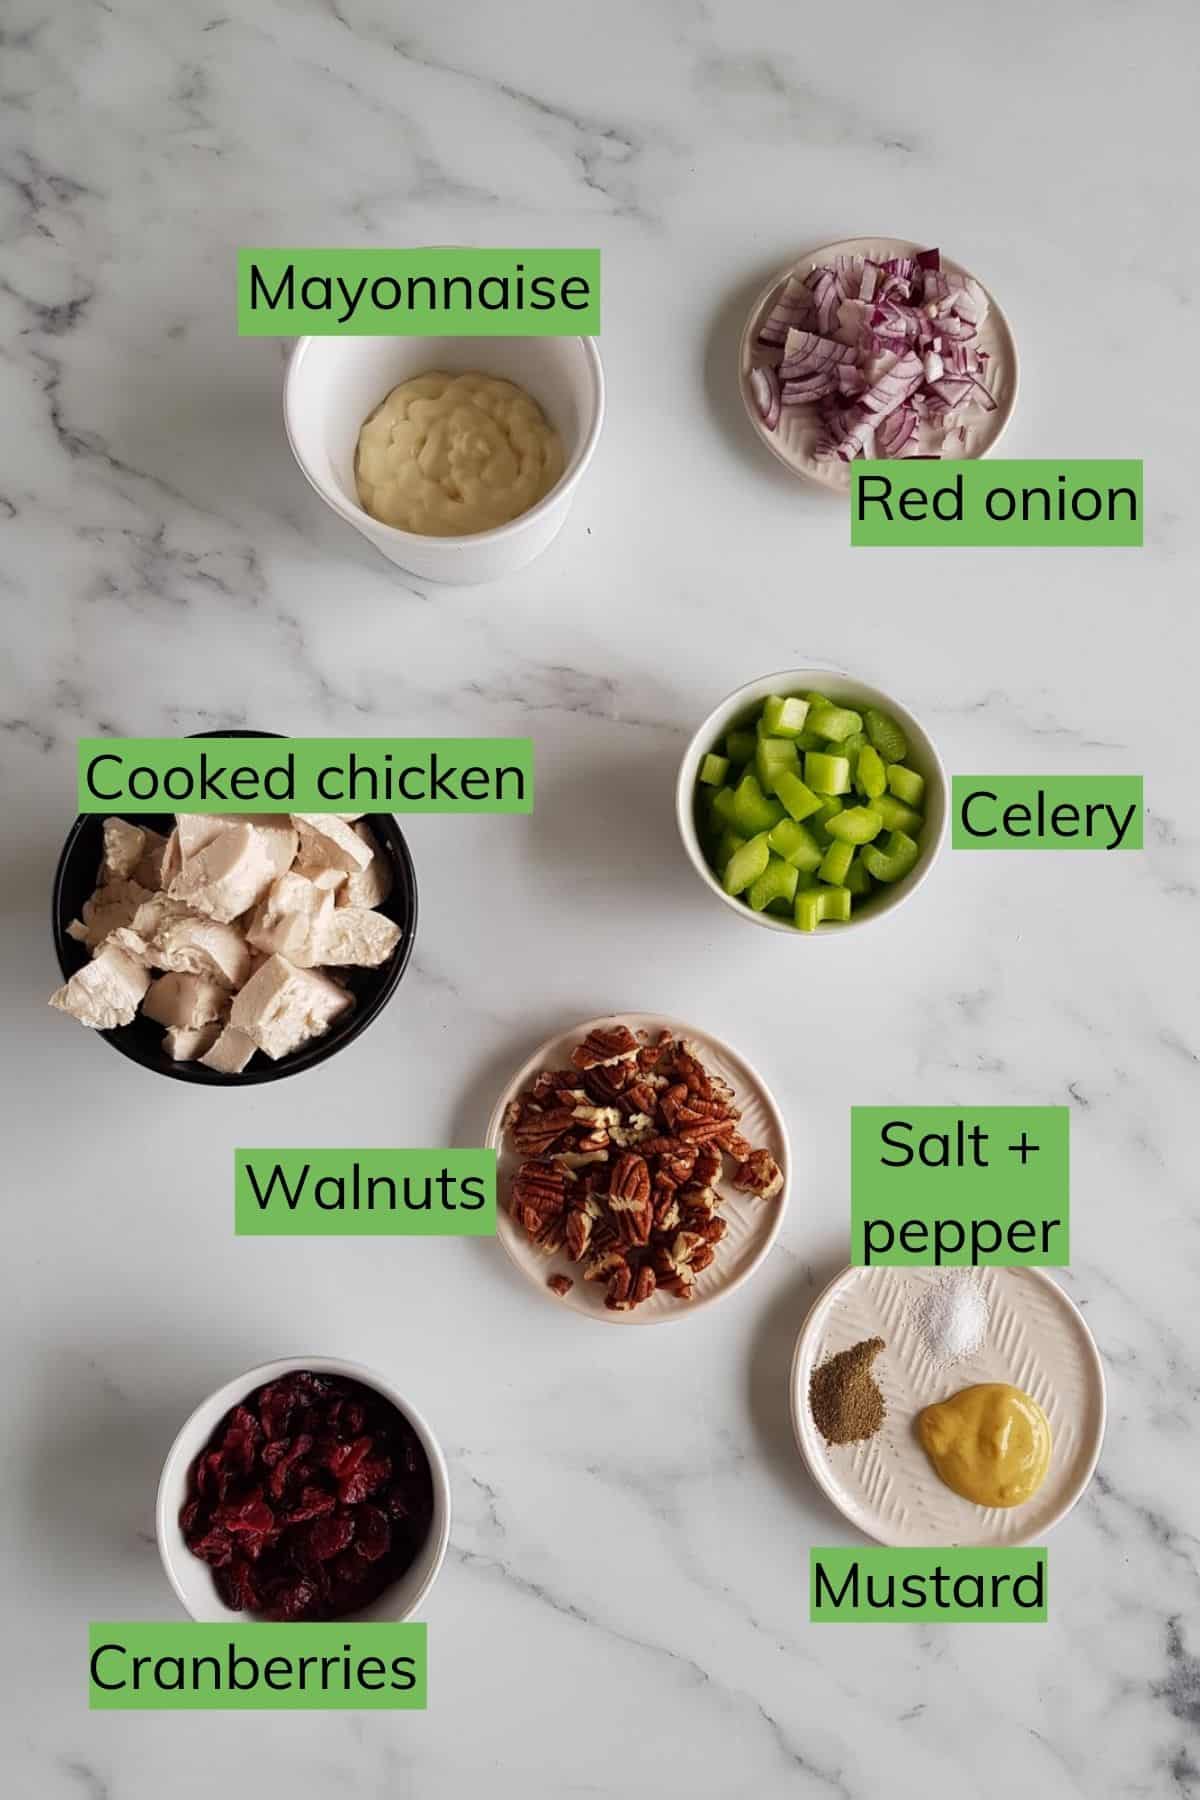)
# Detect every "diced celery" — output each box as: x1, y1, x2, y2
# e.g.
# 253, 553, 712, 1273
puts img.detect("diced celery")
810, 796, 844, 836
711, 785, 739, 827
772, 768, 821, 822
861, 829, 920, 883
818, 838, 854, 884
794, 868, 817, 892
807, 703, 863, 743
843, 854, 872, 896
856, 743, 887, 800
715, 829, 747, 873
825, 805, 883, 845
723, 832, 772, 895
872, 792, 923, 835
805, 751, 851, 795
730, 773, 785, 836
793, 885, 851, 930
761, 694, 810, 738
725, 728, 756, 765
747, 855, 800, 912
887, 763, 925, 807
768, 818, 824, 872
699, 752, 730, 787
794, 889, 823, 932
755, 735, 801, 794
802, 691, 832, 709
865, 707, 908, 763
